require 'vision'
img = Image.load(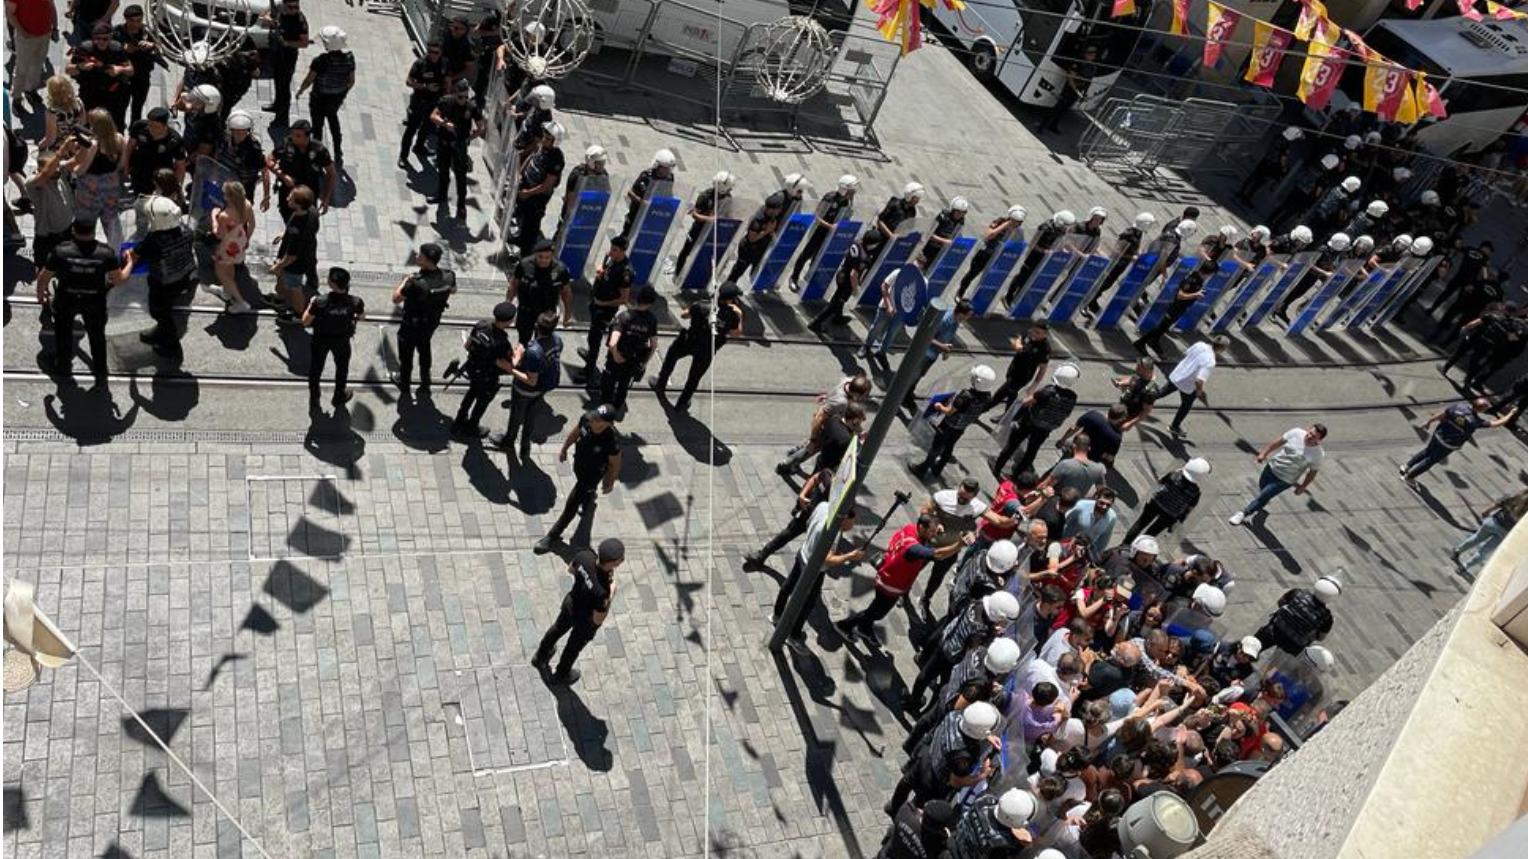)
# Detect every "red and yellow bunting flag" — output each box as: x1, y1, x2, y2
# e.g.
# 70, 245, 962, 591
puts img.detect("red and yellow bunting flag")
1113, 0, 1137, 17
1296, 41, 1348, 110
1169, 0, 1191, 35
1416, 73, 1448, 119
1295, 0, 1328, 41
1204, 2, 1243, 67
1485, 1, 1521, 19
1244, 21, 1295, 88
1458, 0, 1484, 20
1405, 0, 1422, 7
868, 0, 965, 55
1364, 60, 1412, 121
